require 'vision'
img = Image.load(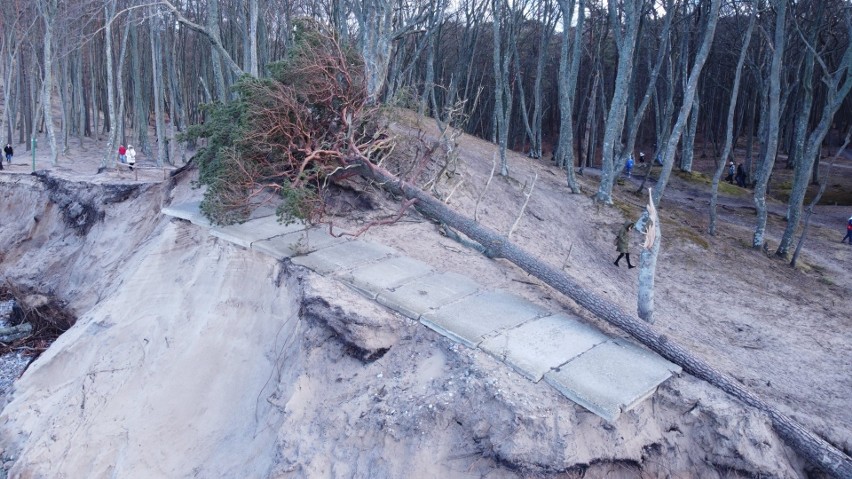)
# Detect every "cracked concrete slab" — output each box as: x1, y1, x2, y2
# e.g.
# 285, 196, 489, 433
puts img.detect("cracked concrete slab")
544, 339, 681, 422
161, 201, 211, 228
420, 291, 549, 348
479, 313, 608, 382
340, 256, 434, 299
252, 229, 347, 259
376, 272, 480, 320
290, 240, 398, 274
210, 215, 306, 249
